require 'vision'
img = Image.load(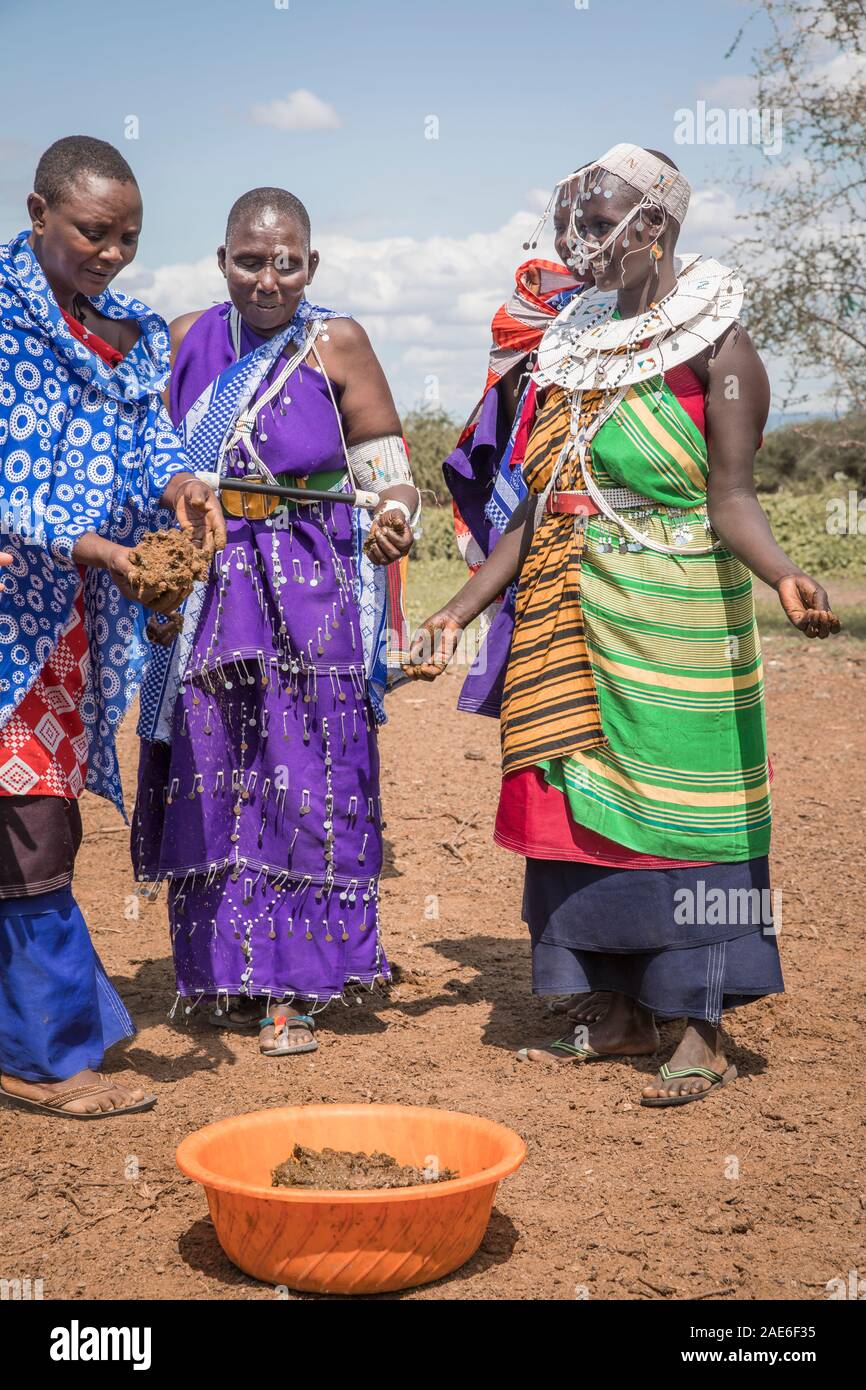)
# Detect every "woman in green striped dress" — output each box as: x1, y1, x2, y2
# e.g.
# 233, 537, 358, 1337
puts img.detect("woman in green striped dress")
406, 145, 839, 1108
